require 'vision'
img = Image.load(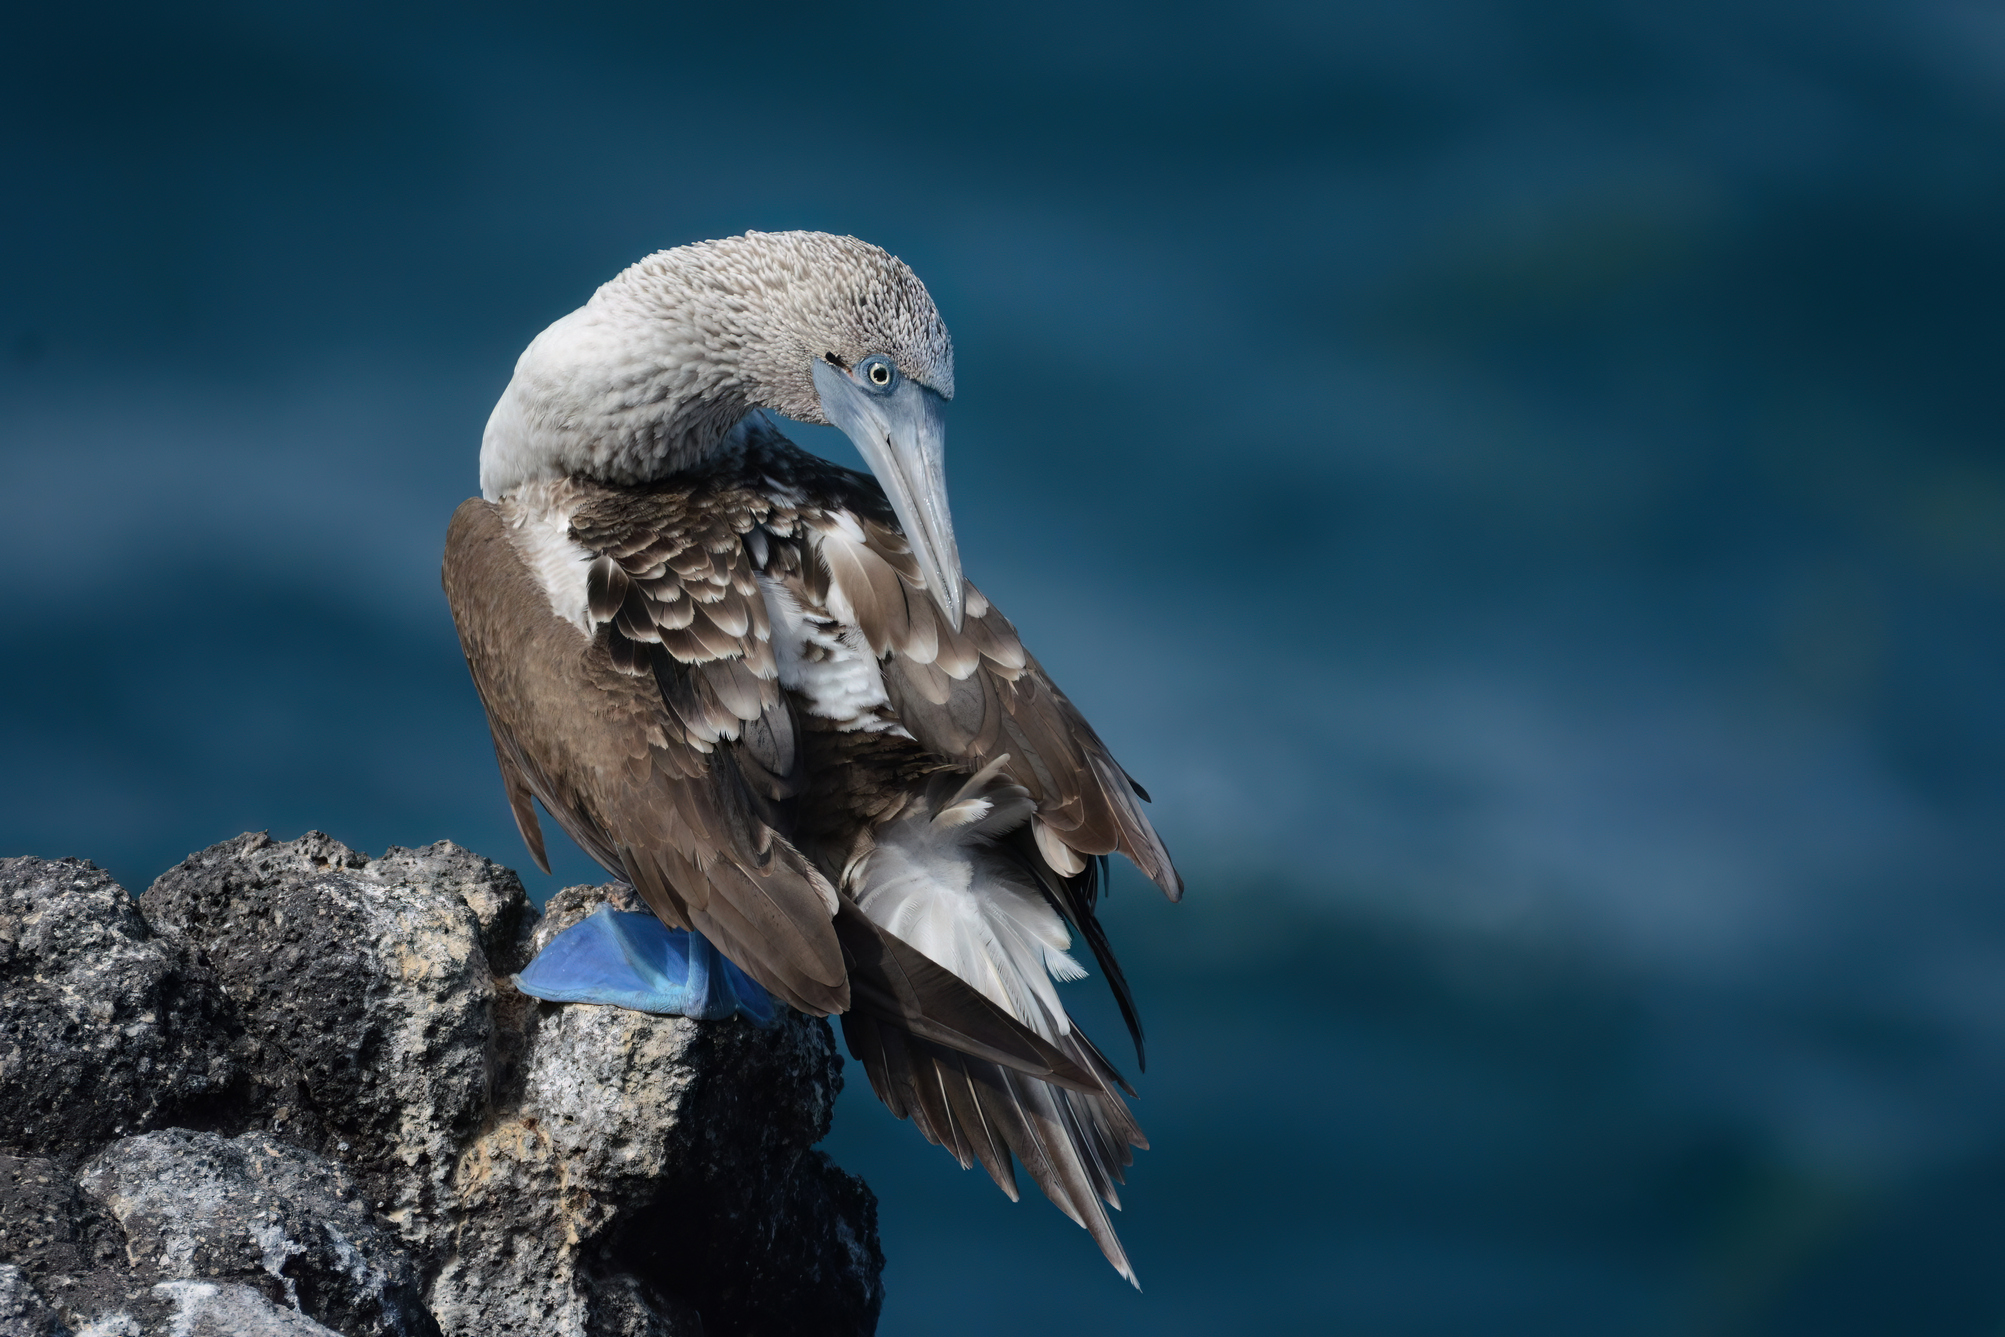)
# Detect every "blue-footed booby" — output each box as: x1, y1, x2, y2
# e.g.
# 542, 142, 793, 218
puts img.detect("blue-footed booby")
442, 231, 1180, 1283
